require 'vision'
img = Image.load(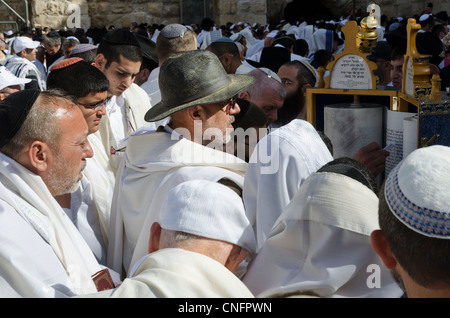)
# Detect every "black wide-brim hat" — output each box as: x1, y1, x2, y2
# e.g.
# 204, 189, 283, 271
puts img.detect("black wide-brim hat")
144, 50, 255, 122
246, 46, 291, 73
